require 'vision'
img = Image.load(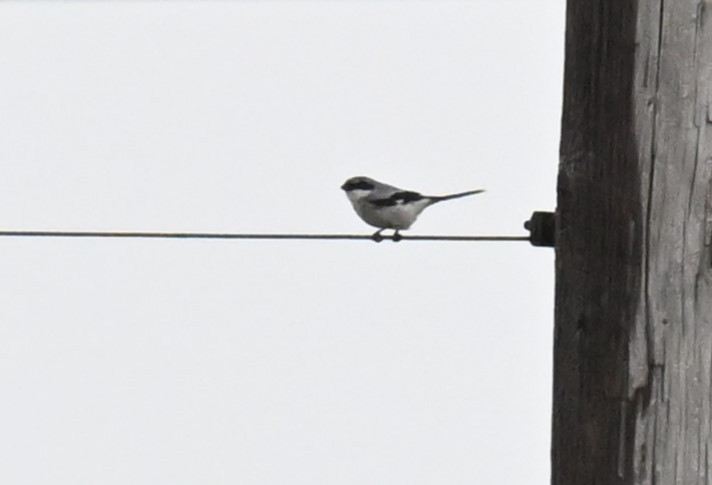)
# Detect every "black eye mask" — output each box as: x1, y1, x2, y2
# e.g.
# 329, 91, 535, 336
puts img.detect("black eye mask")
343, 180, 375, 191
